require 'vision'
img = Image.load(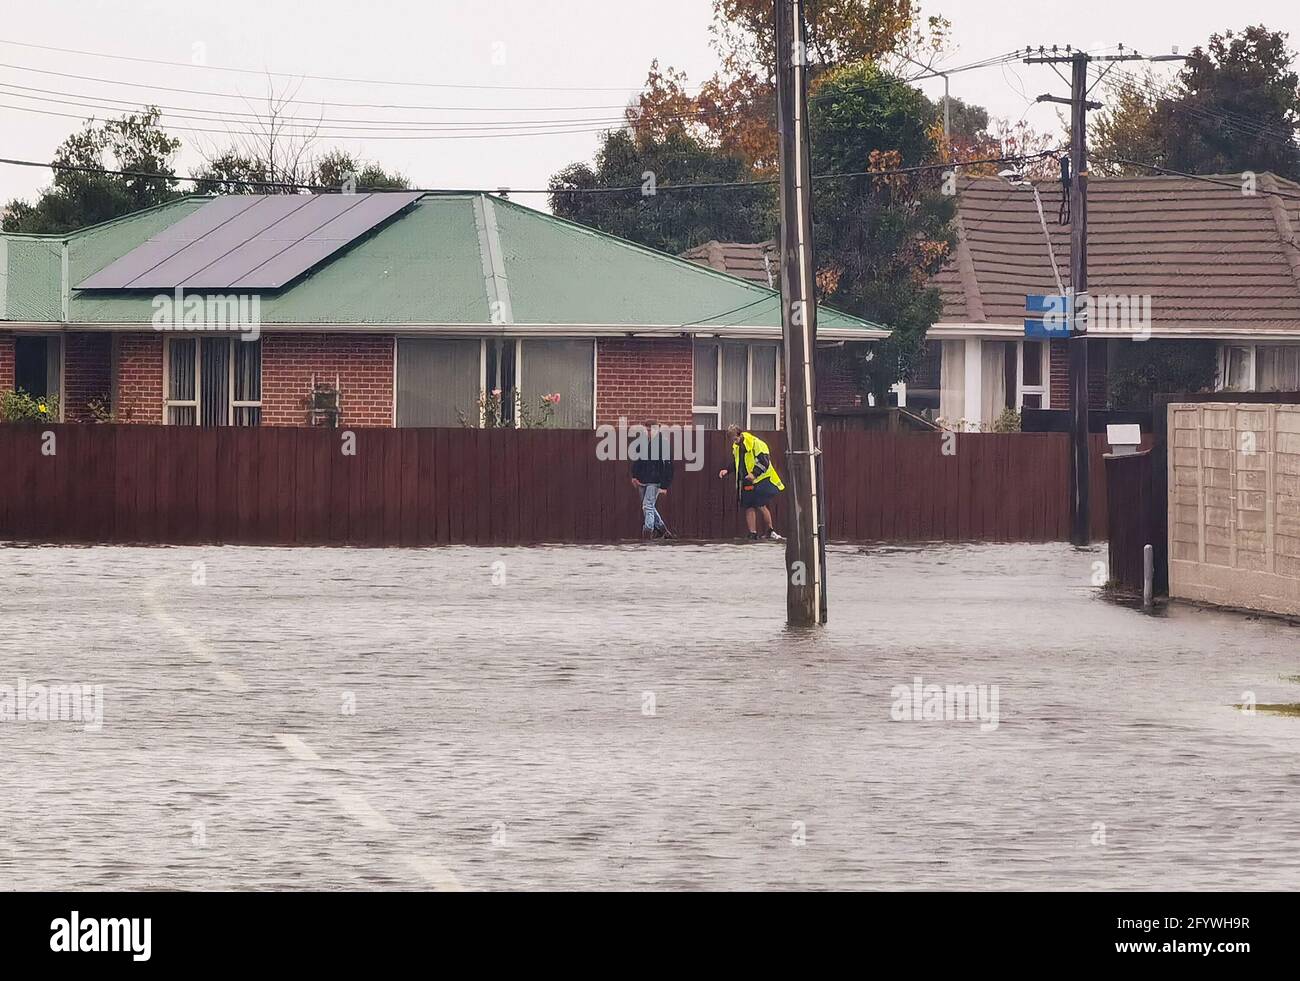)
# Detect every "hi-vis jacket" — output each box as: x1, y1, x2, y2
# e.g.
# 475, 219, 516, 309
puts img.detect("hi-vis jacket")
732, 431, 785, 490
